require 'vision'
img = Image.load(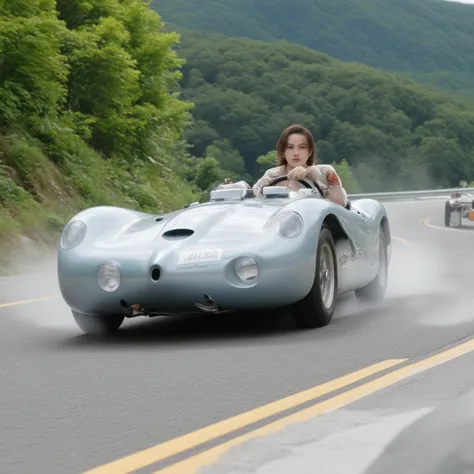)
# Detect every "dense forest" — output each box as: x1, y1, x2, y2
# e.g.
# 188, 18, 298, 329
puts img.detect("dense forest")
0, 0, 200, 269
2, 0, 474, 269
176, 31, 474, 192
151, 0, 474, 97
